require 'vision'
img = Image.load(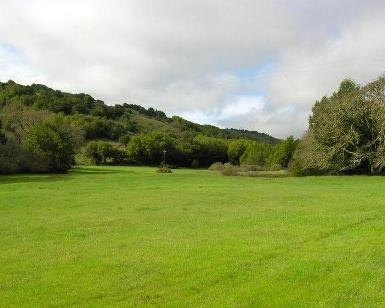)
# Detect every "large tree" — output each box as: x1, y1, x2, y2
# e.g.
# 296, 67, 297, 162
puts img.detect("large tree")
293, 76, 385, 175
